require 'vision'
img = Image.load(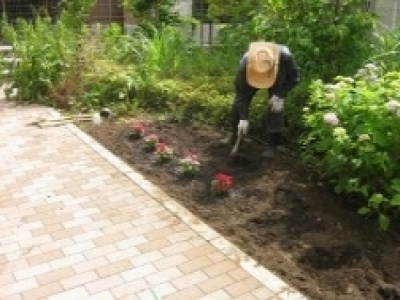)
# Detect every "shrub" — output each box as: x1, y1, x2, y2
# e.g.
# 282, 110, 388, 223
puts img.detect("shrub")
301, 64, 400, 230
2, 16, 79, 103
